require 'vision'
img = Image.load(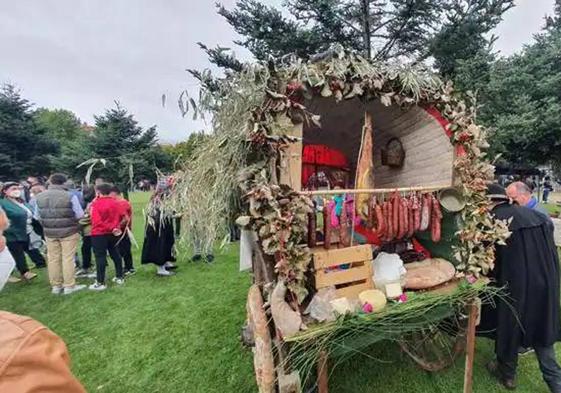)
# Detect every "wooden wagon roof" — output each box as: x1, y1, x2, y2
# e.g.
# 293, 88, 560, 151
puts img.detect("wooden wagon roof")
302, 97, 455, 189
